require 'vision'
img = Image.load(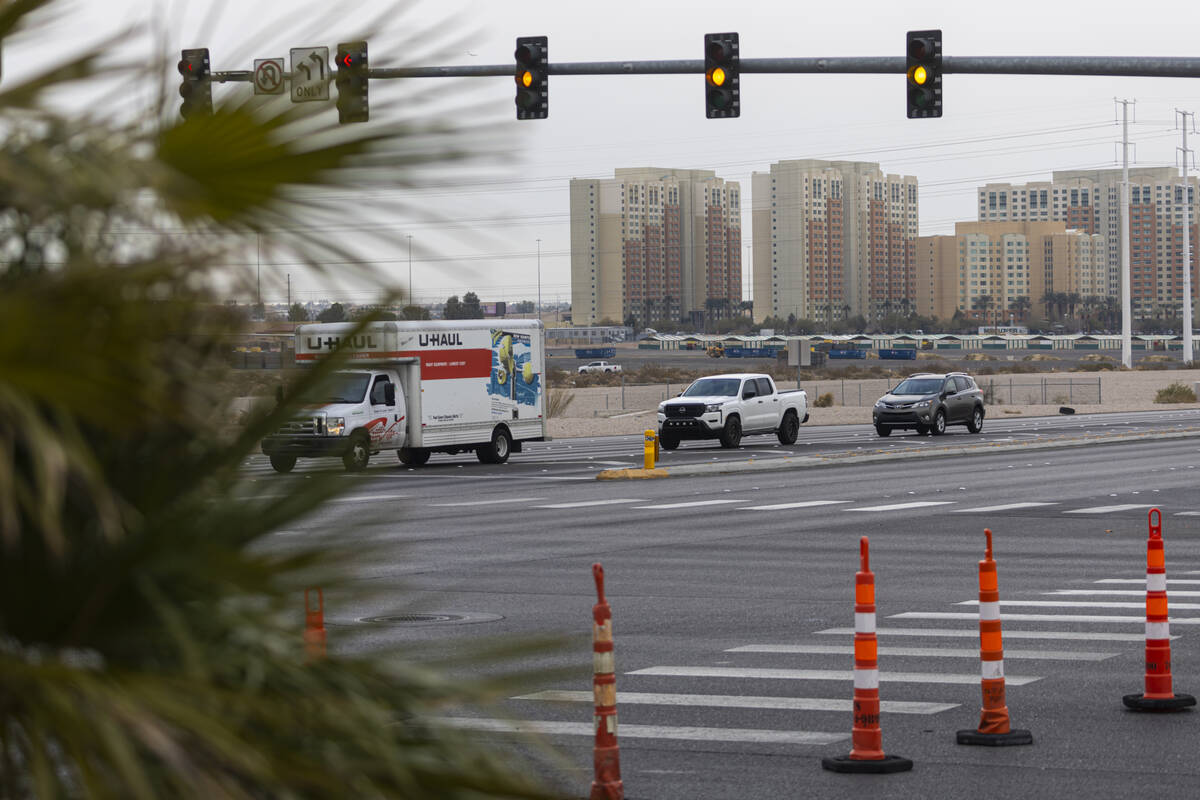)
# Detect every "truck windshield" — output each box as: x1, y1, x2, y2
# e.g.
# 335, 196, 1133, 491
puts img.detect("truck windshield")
682, 378, 741, 397
892, 377, 943, 395
323, 373, 370, 403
